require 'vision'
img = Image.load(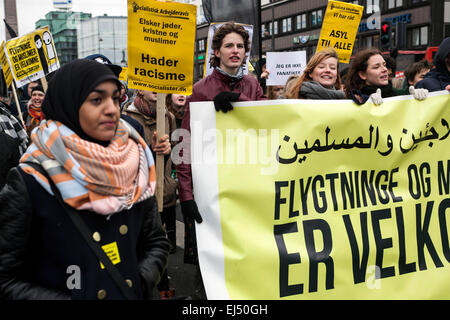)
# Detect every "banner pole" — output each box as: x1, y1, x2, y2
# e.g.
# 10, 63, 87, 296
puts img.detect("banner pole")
156, 93, 166, 213
11, 81, 25, 129
40, 76, 48, 92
